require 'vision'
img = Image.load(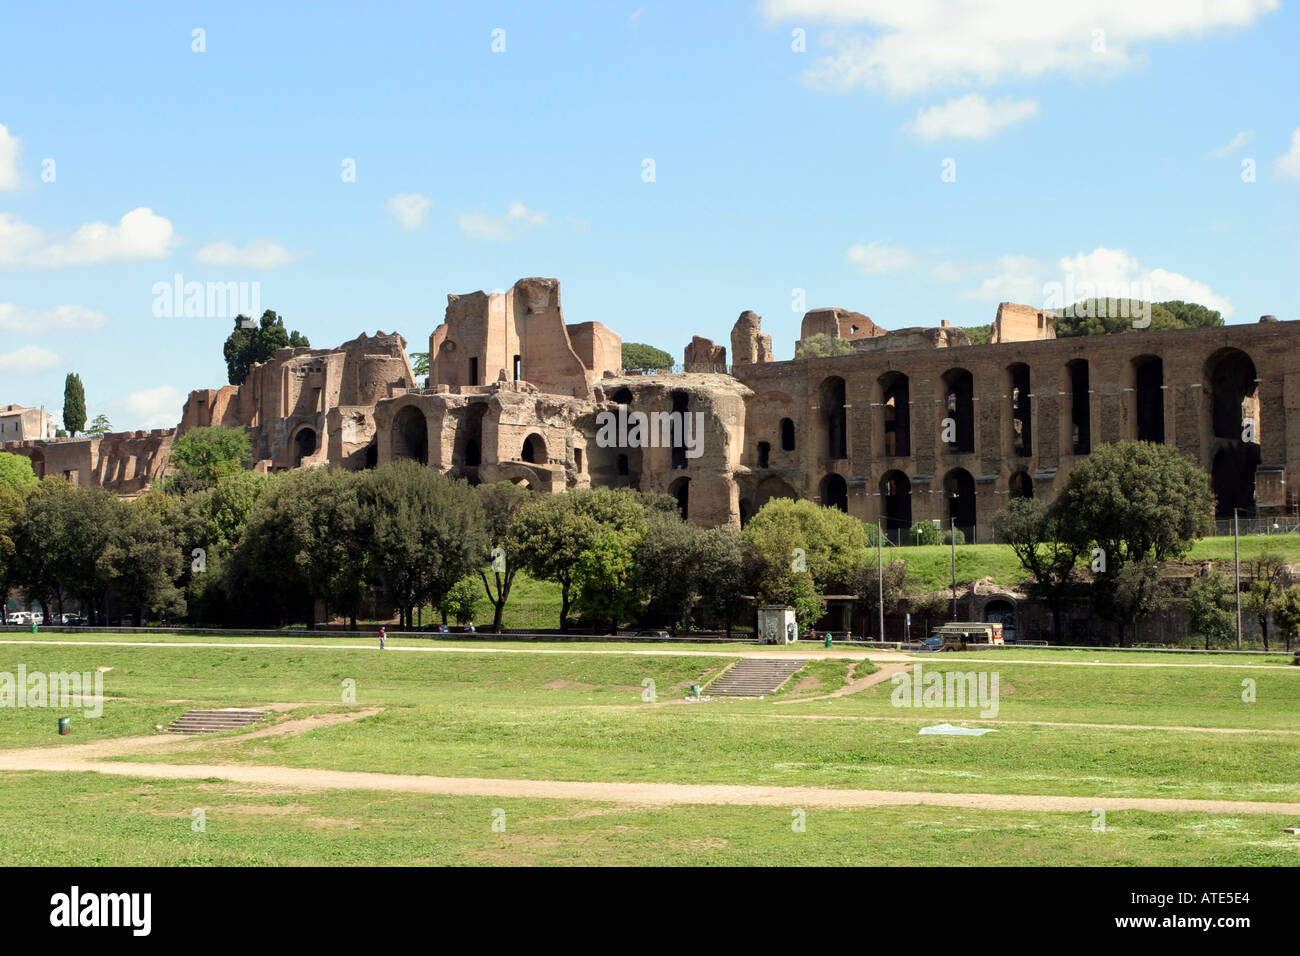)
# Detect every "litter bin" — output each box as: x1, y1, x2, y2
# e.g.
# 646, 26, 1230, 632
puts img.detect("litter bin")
689, 684, 701, 698
29, 623, 37, 634
824, 634, 832, 648
57, 717, 70, 736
